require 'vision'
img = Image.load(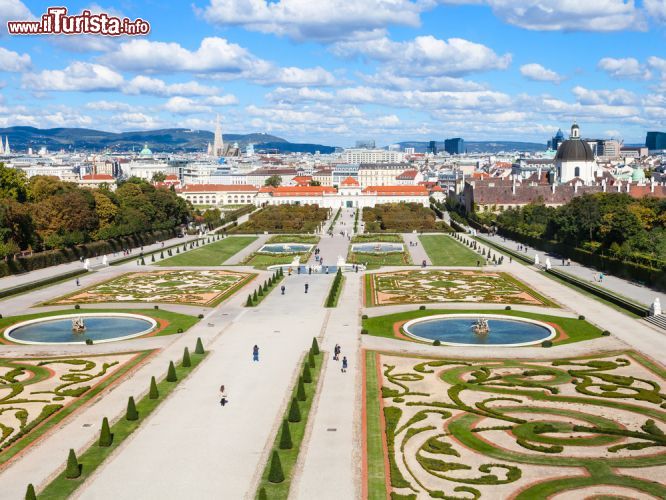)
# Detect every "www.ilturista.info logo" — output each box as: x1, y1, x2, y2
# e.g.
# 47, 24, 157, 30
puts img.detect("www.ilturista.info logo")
7, 7, 150, 36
